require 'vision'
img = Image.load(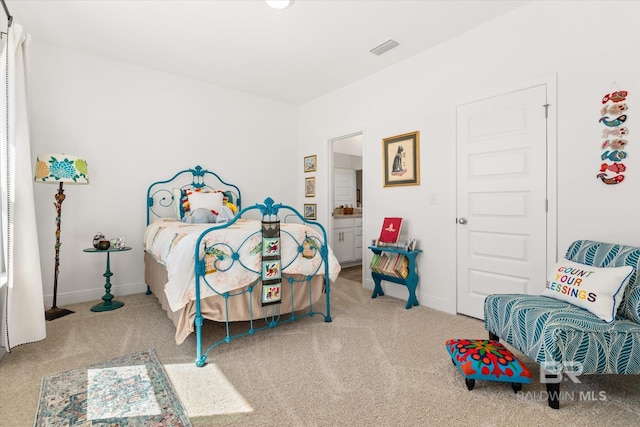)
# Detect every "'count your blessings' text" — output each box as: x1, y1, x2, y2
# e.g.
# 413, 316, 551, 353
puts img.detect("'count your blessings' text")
545, 265, 597, 302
